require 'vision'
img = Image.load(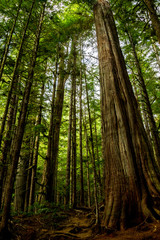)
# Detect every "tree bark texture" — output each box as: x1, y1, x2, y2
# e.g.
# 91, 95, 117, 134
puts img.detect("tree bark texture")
14, 150, 29, 213
94, 0, 160, 229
